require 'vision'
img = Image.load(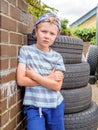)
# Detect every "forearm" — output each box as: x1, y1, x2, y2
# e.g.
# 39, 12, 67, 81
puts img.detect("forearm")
17, 63, 39, 87
17, 76, 39, 87
32, 73, 62, 91
26, 67, 64, 90
17, 69, 57, 88
17, 71, 53, 87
